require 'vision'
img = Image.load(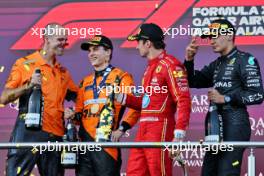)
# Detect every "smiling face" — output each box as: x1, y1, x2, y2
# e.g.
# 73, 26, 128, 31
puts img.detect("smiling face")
87, 45, 111, 69
44, 25, 68, 56
46, 35, 68, 56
